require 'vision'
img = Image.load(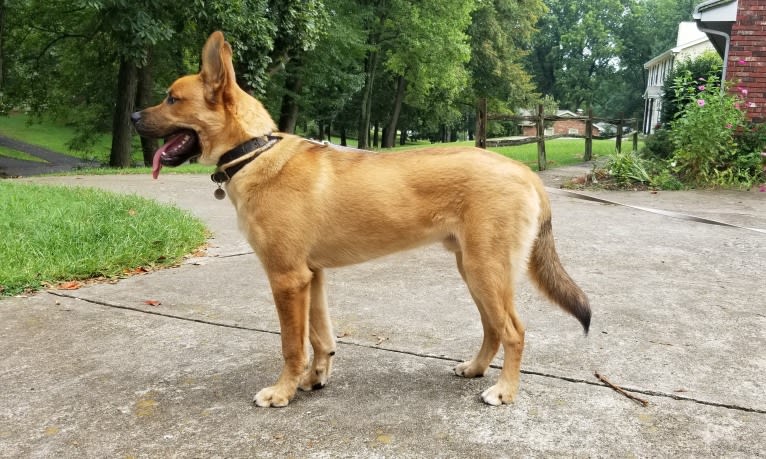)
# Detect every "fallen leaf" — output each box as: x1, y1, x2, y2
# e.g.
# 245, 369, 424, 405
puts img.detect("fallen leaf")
144, 299, 161, 306
57, 281, 82, 290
